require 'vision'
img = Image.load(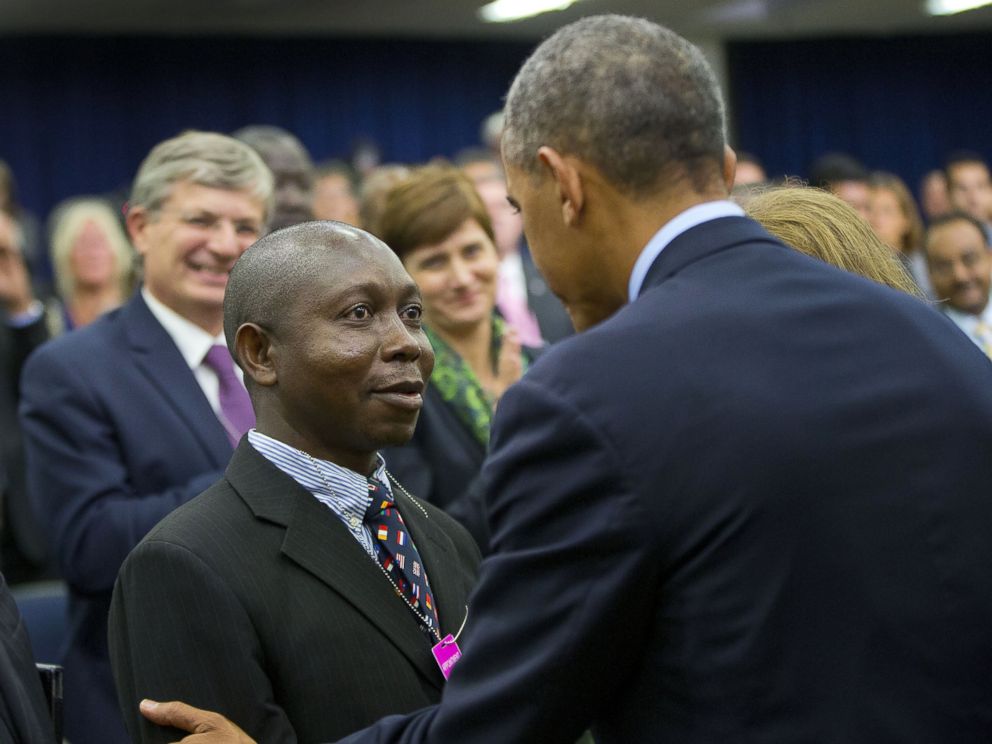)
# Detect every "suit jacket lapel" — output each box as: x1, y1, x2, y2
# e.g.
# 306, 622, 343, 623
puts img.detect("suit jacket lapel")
123, 293, 232, 467
227, 443, 447, 690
